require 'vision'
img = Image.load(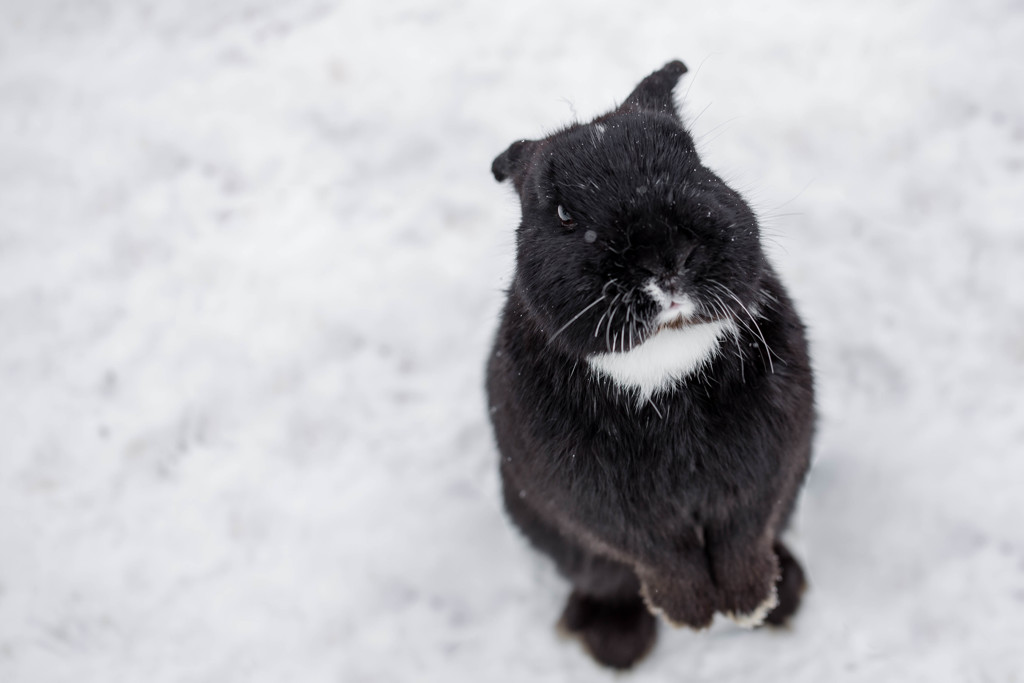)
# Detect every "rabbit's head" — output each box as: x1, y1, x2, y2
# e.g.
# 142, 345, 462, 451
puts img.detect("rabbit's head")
493, 61, 765, 359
